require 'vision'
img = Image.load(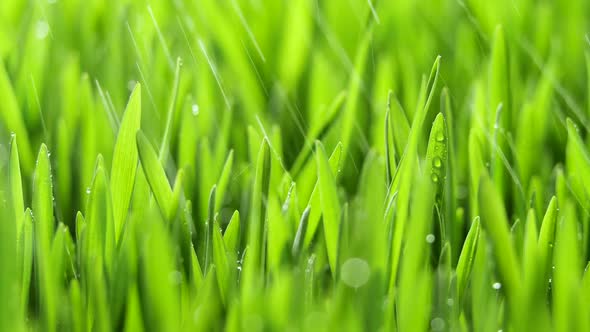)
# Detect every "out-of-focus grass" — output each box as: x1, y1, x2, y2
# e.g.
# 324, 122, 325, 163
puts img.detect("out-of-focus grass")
1, 0, 590, 330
